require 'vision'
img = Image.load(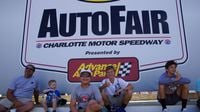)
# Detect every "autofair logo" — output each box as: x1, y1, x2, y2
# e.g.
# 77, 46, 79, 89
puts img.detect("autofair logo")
22, 0, 187, 76
68, 57, 139, 82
